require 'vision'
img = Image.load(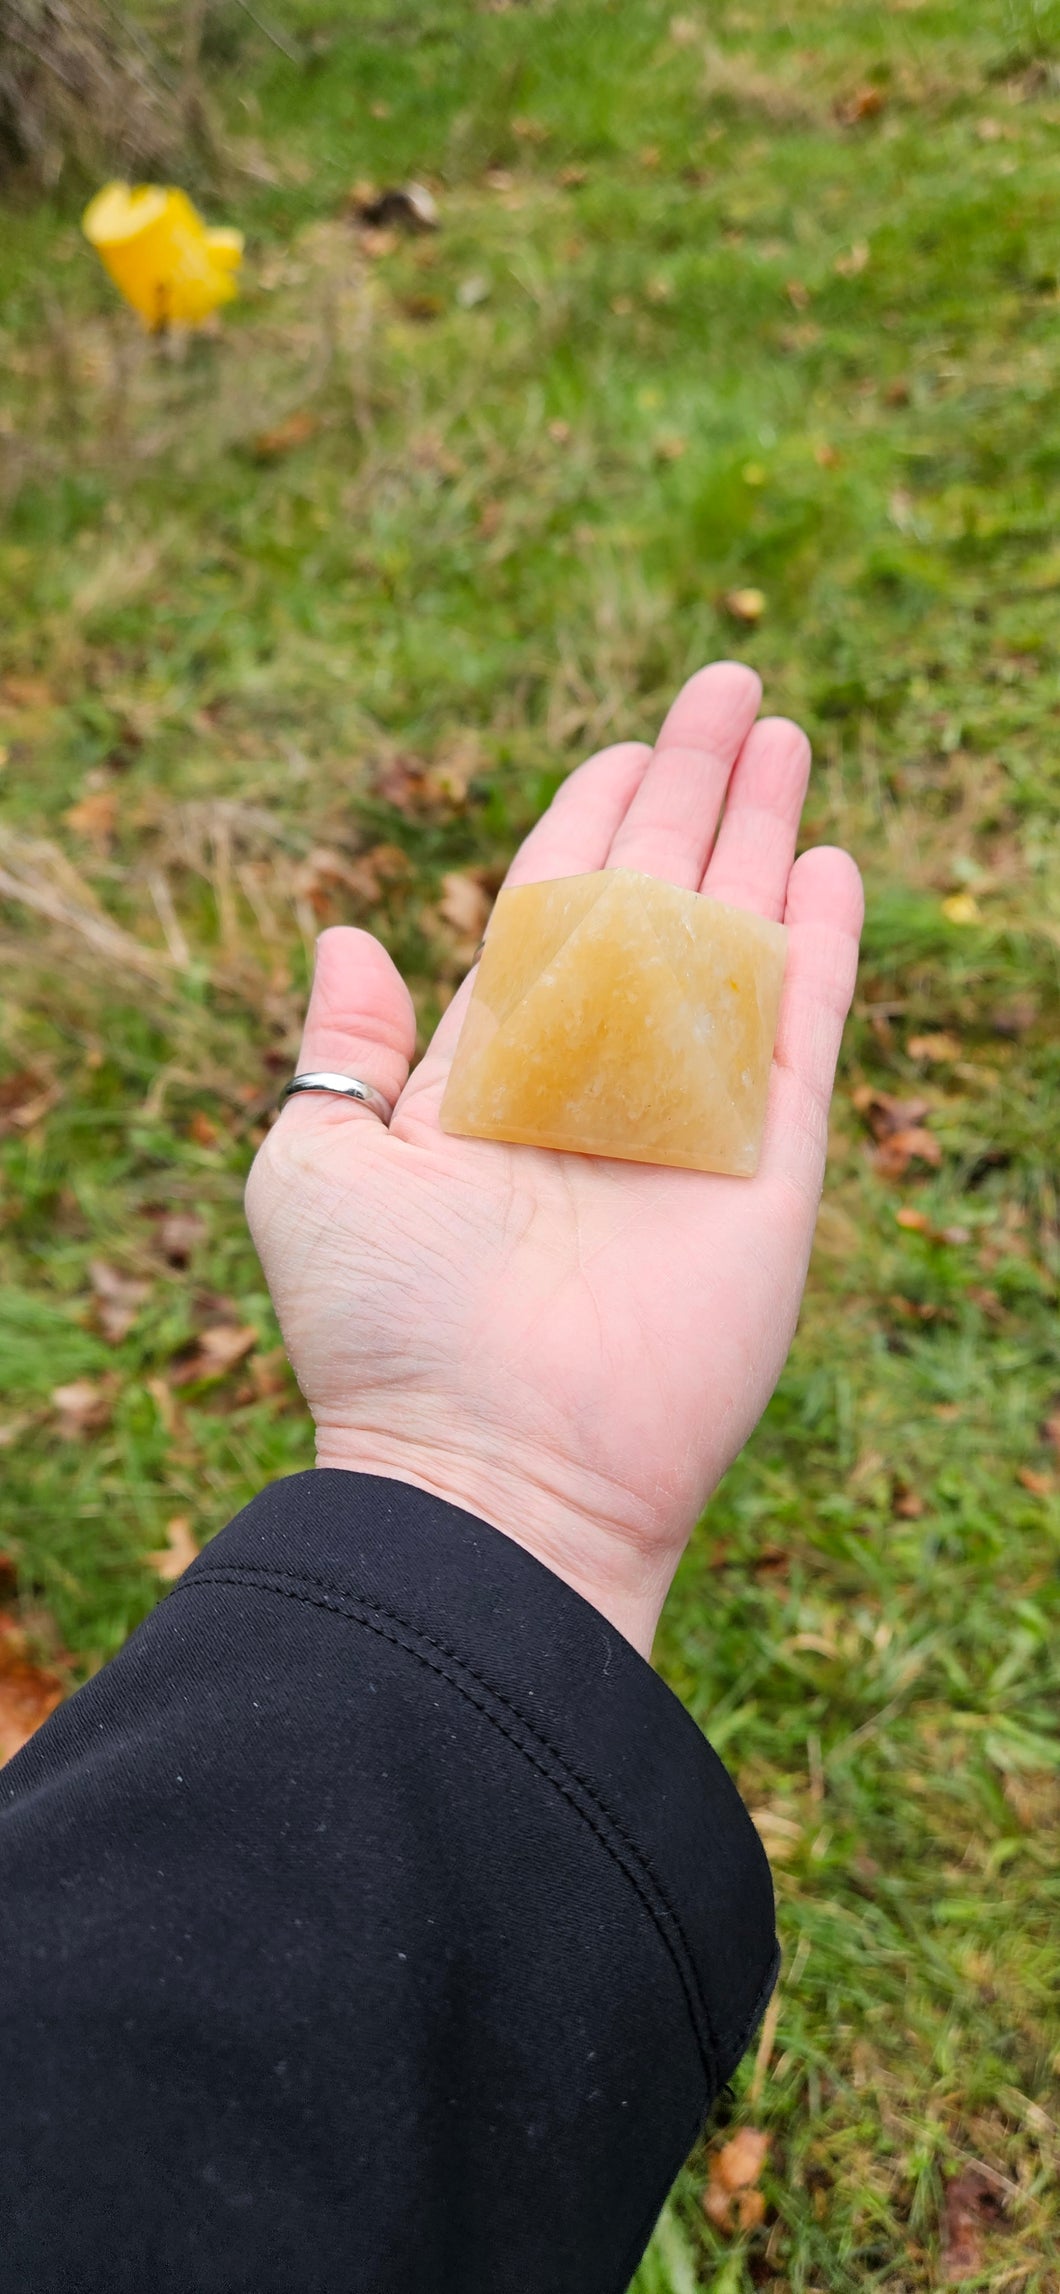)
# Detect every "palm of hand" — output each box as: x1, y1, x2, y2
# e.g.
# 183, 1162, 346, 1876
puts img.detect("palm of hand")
248, 666, 862, 1653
